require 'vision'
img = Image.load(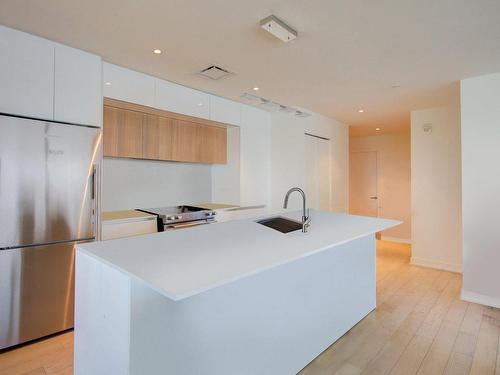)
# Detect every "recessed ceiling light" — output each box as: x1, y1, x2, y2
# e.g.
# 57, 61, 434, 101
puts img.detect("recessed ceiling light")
253, 87, 259, 91
375, 127, 381, 131
198, 103, 204, 106
104, 82, 111, 86
358, 109, 364, 113
153, 49, 162, 54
